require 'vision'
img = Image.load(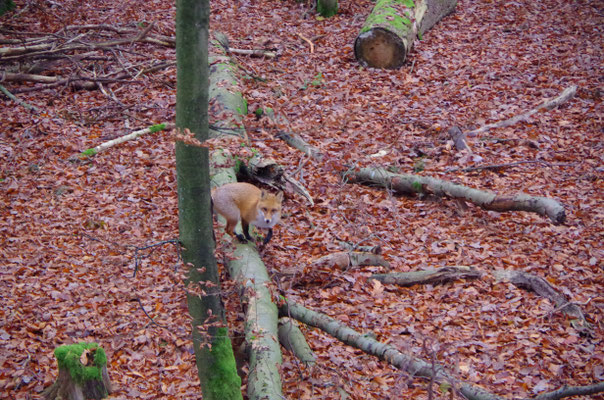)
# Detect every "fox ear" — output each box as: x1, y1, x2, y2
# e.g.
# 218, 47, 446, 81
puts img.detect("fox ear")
276, 192, 283, 201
